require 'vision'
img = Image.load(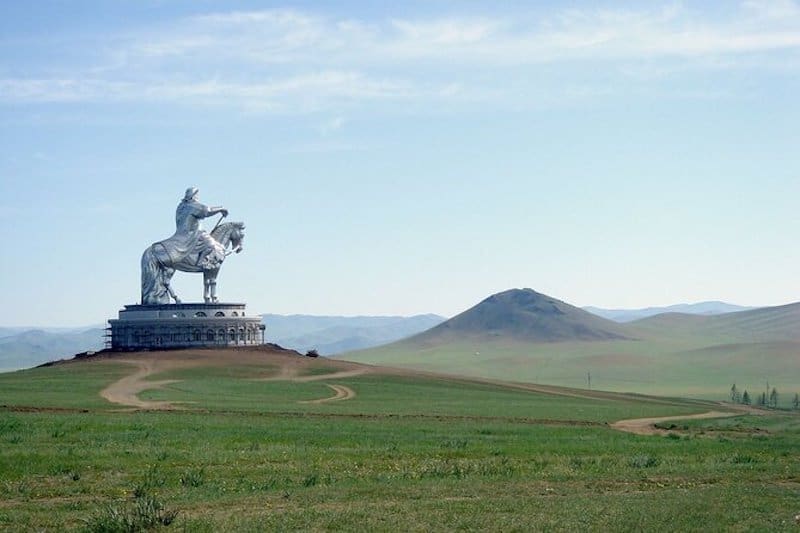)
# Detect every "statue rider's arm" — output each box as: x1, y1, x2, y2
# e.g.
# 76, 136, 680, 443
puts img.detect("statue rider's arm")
198, 204, 229, 218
